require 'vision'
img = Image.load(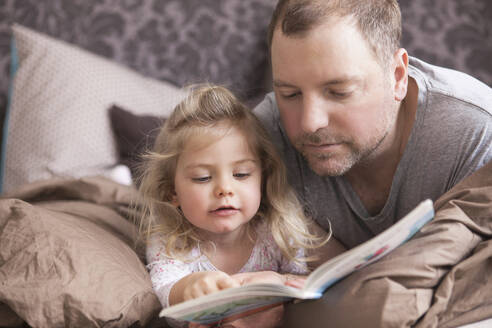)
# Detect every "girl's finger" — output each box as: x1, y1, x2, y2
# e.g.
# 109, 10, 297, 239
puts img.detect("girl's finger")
217, 276, 241, 290
285, 278, 306, 289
